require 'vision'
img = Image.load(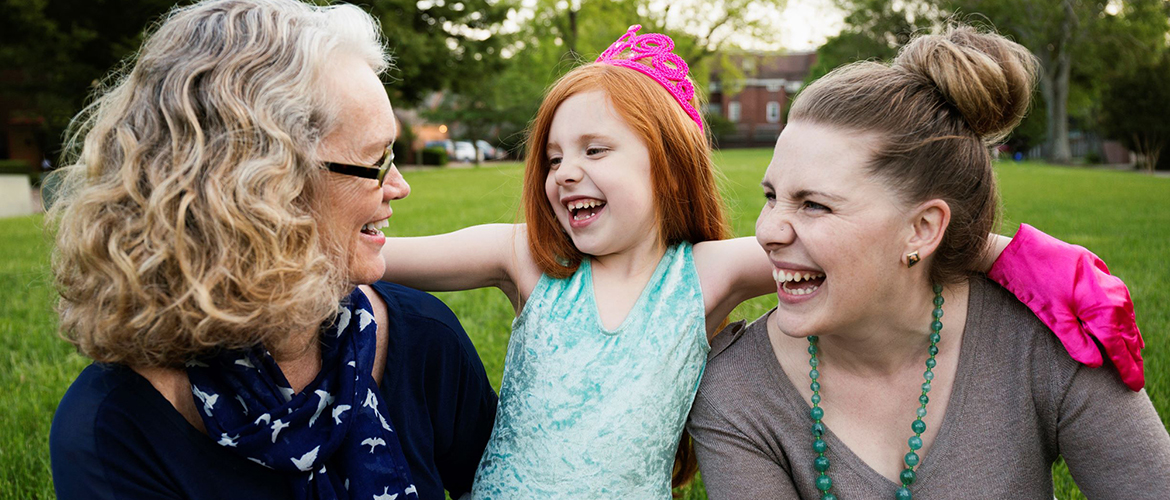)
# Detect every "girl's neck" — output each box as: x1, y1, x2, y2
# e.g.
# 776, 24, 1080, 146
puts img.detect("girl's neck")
817, 281, 969, 377
588, 234, 668, 278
